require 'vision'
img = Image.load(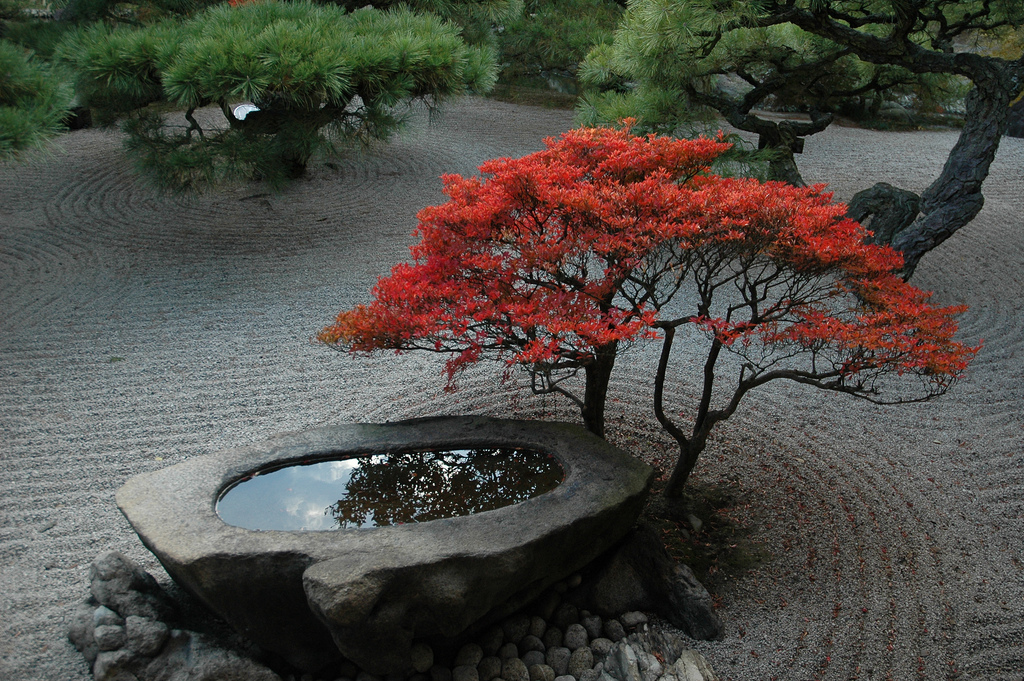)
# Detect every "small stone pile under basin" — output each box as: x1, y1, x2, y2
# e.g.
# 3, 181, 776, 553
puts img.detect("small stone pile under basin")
116, 416, 654, 674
